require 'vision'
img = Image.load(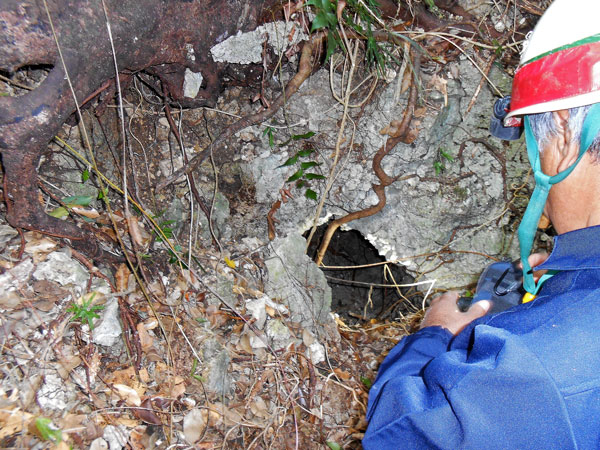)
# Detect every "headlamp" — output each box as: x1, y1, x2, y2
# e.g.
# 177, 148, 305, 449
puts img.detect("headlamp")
490, 96, 522, 141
